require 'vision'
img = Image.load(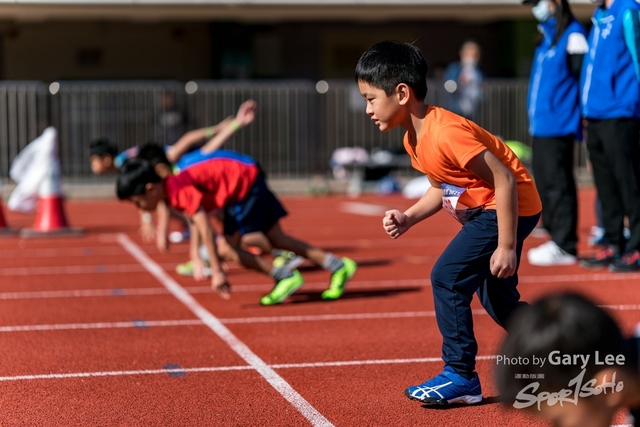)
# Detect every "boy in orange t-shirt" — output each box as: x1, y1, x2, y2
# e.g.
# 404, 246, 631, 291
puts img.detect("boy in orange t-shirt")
355, 41, 542, 406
